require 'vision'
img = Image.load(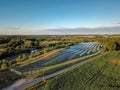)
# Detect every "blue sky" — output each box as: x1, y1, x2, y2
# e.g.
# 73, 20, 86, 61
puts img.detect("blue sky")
0, 0, 120, 35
